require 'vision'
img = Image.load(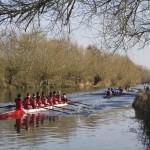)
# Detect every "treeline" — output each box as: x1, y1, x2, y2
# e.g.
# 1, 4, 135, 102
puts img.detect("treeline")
0, 31, 150, 89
